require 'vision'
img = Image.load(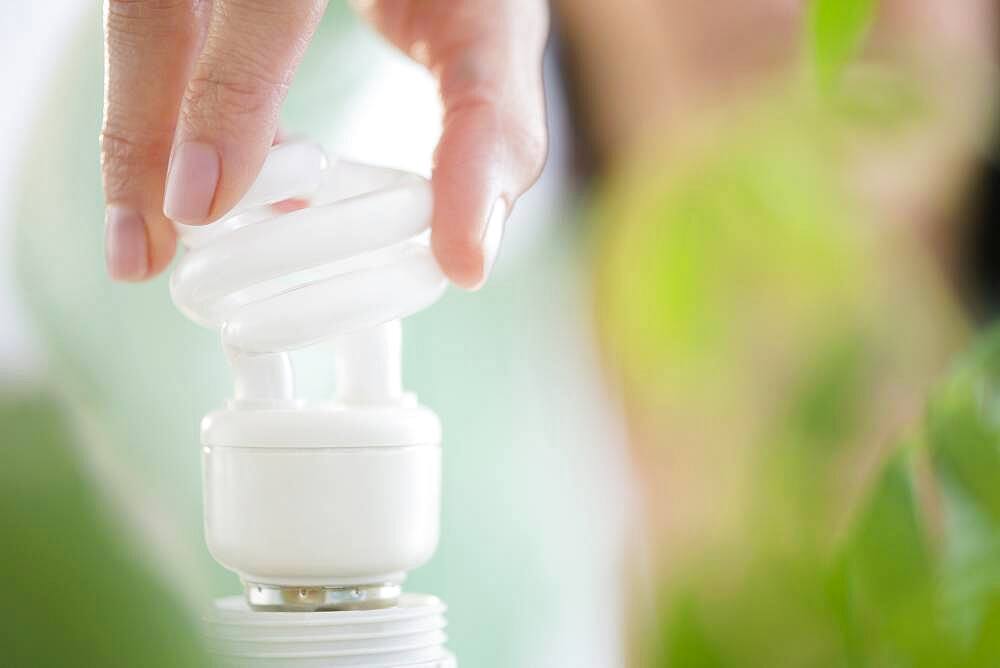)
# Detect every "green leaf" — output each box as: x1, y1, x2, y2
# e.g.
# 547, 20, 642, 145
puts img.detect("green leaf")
926, 327, 1000, 657
927, 326, 1000, 526
938, 479, 1000, 653
838, 451, 962, 665
784, 334, 870, 453
810, 0, 878, 91
844, 453, 932, 615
